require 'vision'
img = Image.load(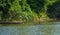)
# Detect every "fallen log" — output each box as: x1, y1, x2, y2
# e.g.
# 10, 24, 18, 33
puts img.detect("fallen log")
0, 21, 23, 24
